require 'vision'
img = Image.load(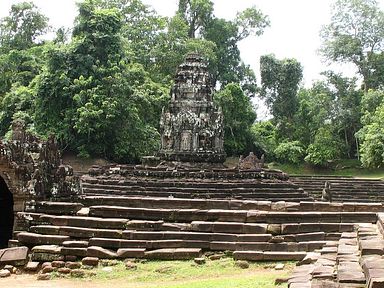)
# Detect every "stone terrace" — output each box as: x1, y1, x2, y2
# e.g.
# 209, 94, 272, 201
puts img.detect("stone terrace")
81, 172, 313, 202
6, 171, 384, 287
291, 175, 384, 202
